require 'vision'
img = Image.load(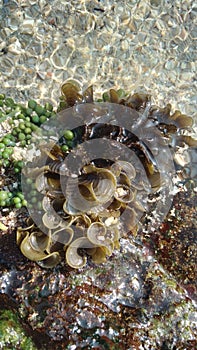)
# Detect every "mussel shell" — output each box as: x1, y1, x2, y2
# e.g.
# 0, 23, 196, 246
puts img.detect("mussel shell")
82, 85, 93, 103
170, 111, 193, 128
109, 89, 120, 103
61, 82, 82, 106
178, 135, 197, 147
